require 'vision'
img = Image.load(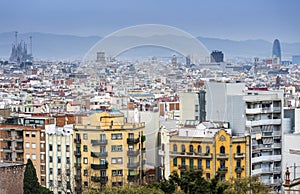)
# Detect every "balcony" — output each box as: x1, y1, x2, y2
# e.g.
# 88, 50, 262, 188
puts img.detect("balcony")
246, 108, 262, 114
141, 147, 146, 154
75, 186, 82, 193
91, 139, 108, 146
91, 176, 108, 183
15, 136, 23, 142
2, 147, 12, 152
235, 167, 244, 173
2, 136, 12, 141
15, 147, 24, 153
127, 174, 140, 181
178, 165, 188, 171
74, 151, 81, 157
75, 163, 81, 169
91, 152, 108, 157
246, 119, 281, 126
127, 162, 140, 169
75, 175, 81, 181
216, 153, 228, 160
234, 153, 245, 159
127, 150, 140, 156
91, 163, 108, 170
127, 138, 140, 144
218, 167, 228, 172
252, 155, 281, 163
74, 138, 81, 144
